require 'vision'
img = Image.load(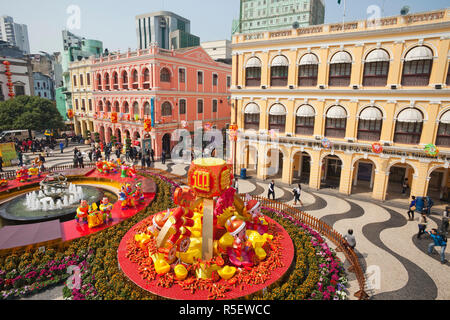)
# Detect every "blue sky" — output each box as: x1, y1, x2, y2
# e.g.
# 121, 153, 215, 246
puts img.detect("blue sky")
1, 0, 448, 54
